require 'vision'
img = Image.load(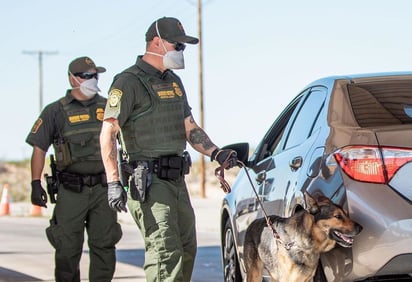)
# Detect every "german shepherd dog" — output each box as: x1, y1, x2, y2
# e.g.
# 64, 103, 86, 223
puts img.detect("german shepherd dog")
244, 193, 362, 282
